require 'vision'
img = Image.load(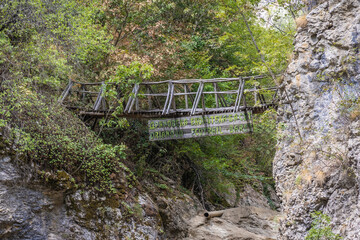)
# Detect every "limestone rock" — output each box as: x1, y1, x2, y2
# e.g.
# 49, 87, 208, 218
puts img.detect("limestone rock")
185, 205, 280, 240
274, 0, 360, 239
